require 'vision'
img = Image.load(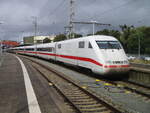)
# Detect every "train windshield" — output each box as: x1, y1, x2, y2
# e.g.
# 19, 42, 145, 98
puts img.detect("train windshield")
96, 41, 121, 49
